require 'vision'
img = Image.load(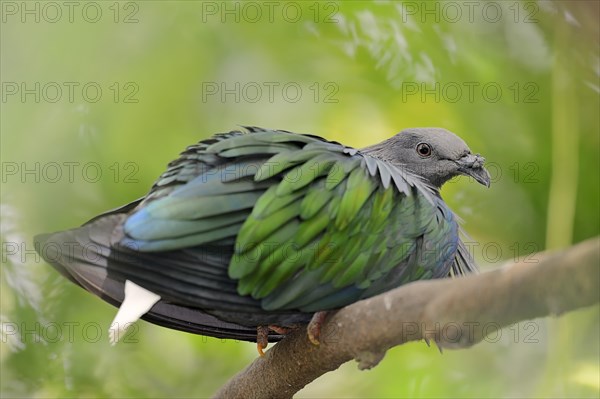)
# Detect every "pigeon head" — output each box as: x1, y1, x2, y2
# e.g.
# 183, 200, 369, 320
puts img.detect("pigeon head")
362, 127, 491, 189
